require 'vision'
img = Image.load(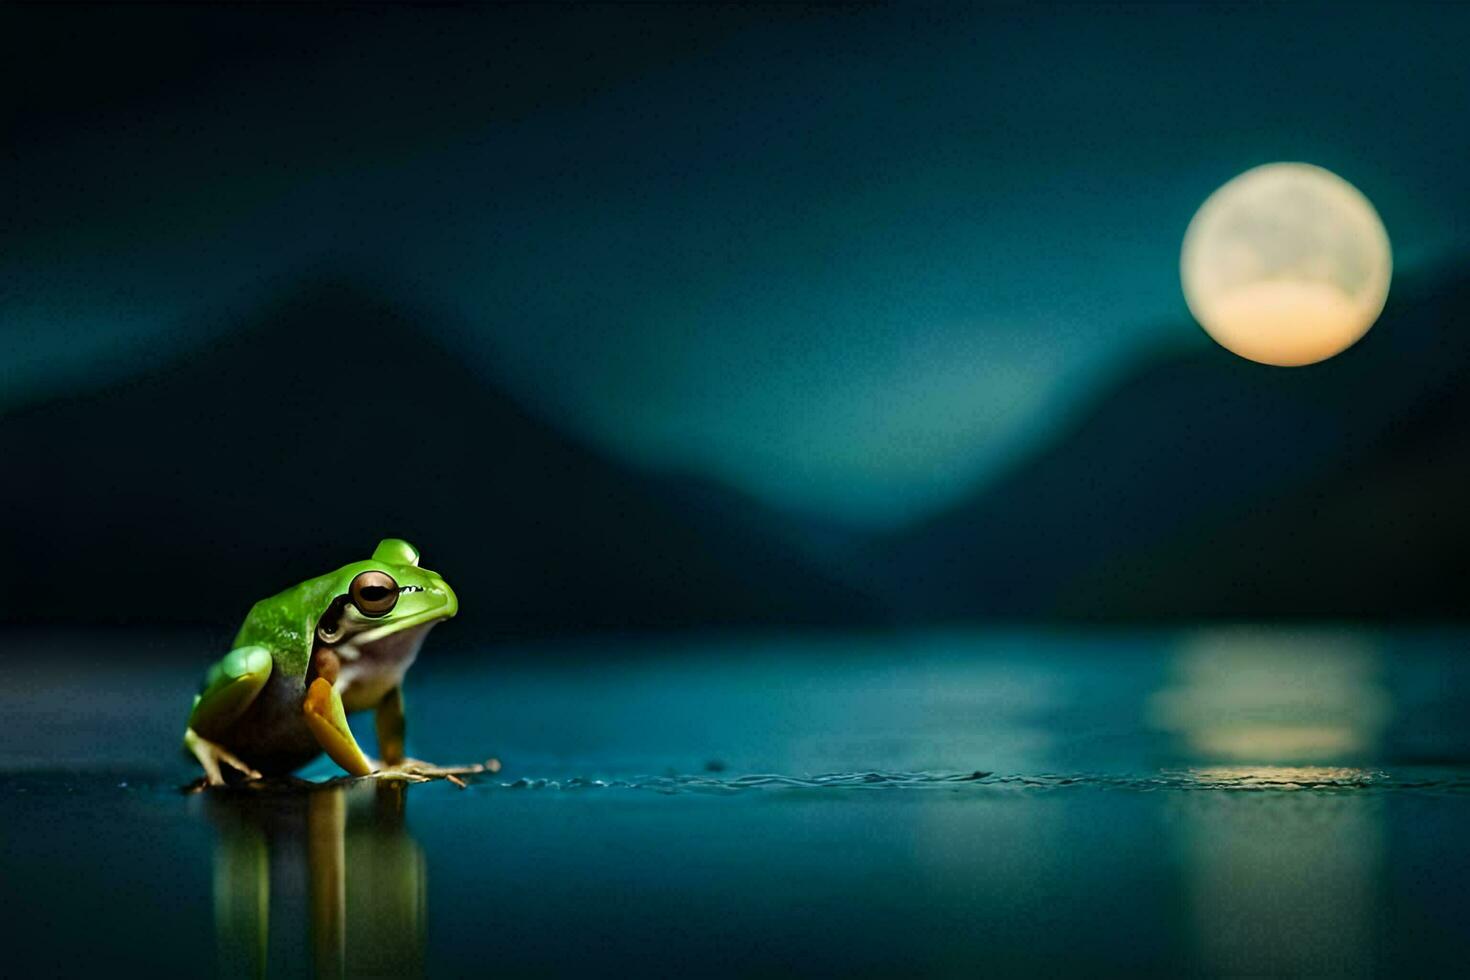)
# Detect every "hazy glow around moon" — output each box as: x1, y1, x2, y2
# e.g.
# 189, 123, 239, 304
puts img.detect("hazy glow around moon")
1181, 163, 1392, 367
